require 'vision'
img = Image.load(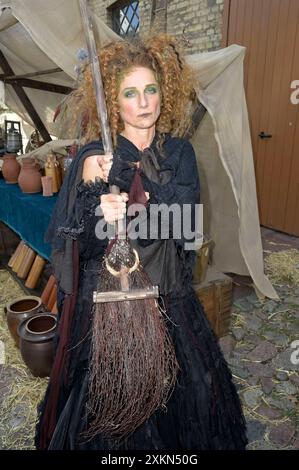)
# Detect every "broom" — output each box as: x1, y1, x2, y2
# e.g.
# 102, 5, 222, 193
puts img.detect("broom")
79, 0, 179, 441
